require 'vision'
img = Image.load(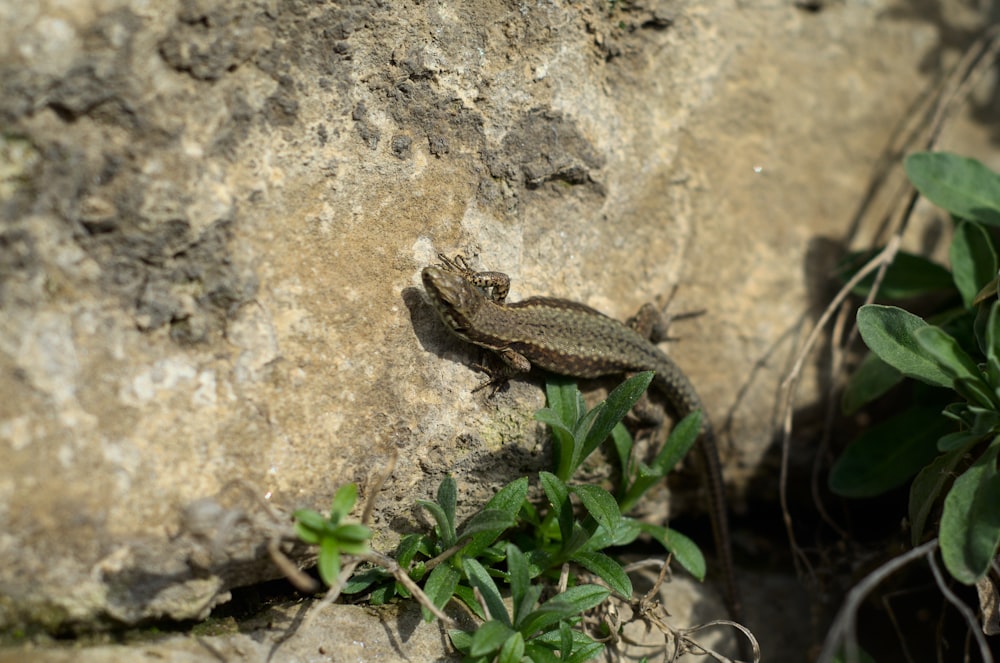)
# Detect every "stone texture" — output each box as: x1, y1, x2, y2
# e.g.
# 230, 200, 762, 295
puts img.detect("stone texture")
0, 0, 994, 656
